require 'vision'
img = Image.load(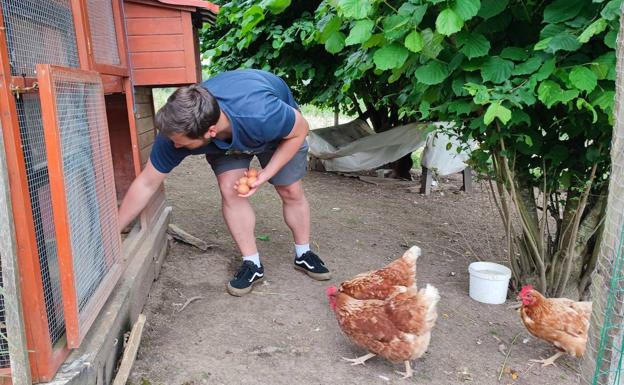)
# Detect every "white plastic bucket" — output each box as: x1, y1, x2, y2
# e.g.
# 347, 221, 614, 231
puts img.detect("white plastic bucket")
468, 262, 512, 304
